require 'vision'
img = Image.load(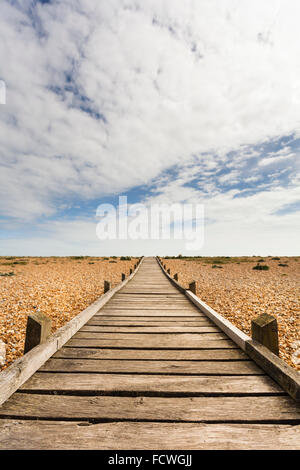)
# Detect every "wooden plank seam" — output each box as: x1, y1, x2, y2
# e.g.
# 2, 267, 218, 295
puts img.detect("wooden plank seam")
0, 257, 144, 406
156, 257, 300, 401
